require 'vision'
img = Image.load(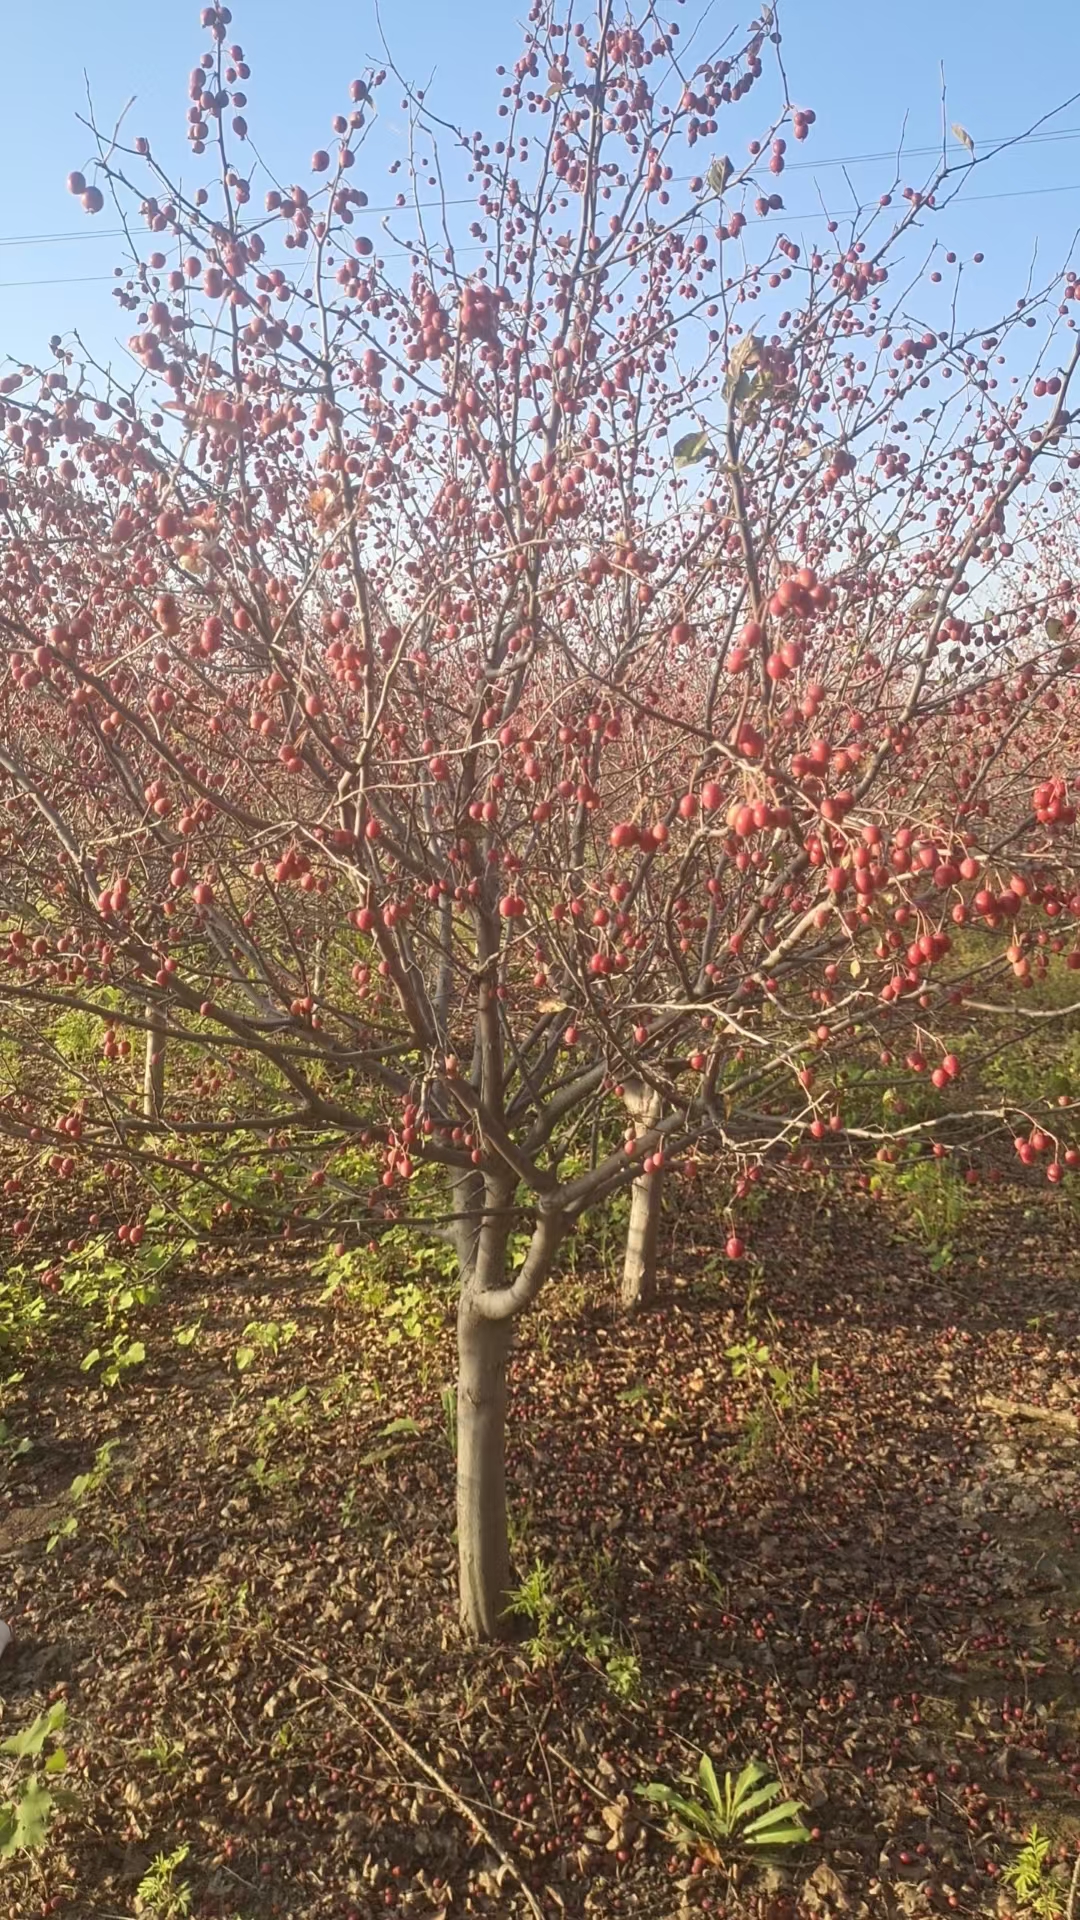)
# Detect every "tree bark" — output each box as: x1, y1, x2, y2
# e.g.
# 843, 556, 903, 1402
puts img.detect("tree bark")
143, 1002, 166, 1122
452, 1178, 564, 1639
620, 1079, 662, 1310
456, 1294, 514, 1638
621, 1160, 662, 1309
